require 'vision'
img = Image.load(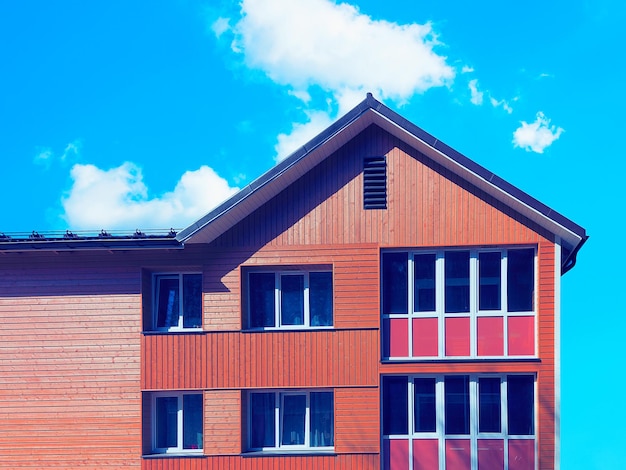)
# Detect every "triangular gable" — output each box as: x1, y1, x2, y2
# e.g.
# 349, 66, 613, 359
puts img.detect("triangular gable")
177, 94, 587, 273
